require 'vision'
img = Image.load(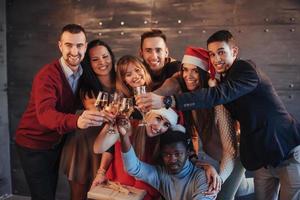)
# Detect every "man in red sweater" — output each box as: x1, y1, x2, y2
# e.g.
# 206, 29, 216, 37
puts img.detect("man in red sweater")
15, 24, 111, 200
